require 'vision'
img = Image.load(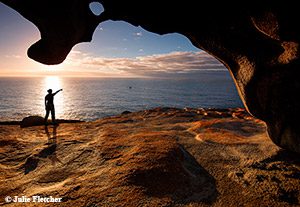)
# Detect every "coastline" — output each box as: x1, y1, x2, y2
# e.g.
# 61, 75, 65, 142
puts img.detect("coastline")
0, 107, 299, 206
0, 119, 84, 126
0, 107, 246, 125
